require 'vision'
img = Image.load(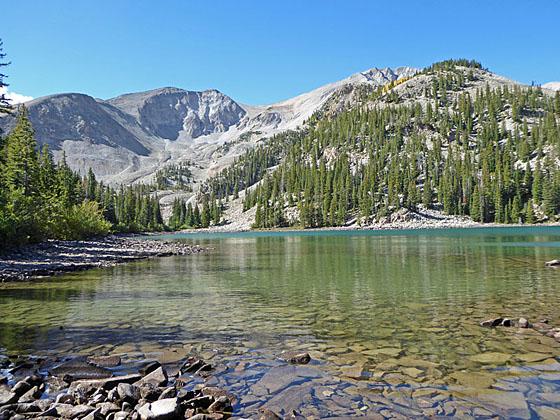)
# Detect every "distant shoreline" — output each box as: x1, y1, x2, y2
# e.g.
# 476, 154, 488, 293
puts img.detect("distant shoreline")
0, 235, 204, 283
